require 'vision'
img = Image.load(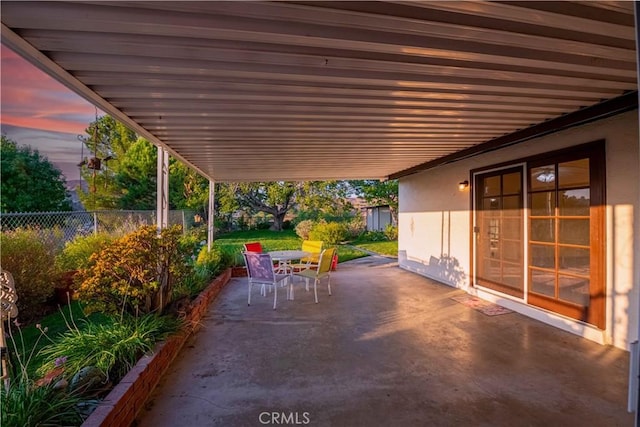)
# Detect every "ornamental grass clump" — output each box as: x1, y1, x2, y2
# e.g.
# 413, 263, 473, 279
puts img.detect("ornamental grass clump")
76, 225, 190, 316
1, 376, 84, 427
2, 320, 83, 427
37, 313, 180, 384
